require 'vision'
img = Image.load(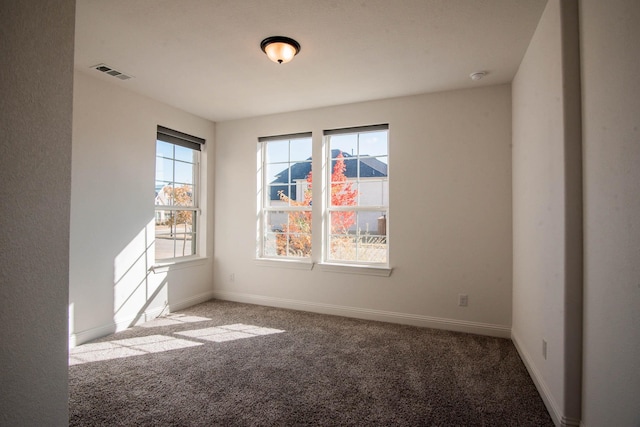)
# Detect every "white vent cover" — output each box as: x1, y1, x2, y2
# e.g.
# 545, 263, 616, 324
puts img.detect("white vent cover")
90, 63, 133, 80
